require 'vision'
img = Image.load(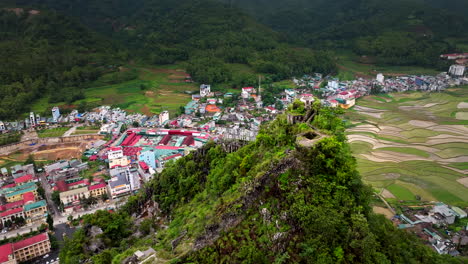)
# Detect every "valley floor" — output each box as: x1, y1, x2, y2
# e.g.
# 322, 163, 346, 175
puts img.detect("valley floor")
345, 86, 468, 206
